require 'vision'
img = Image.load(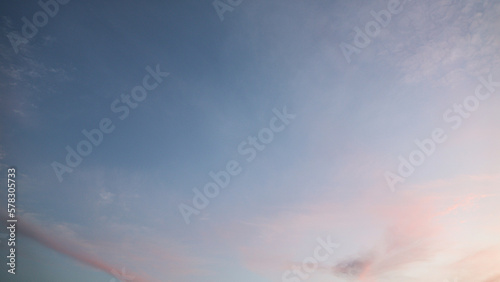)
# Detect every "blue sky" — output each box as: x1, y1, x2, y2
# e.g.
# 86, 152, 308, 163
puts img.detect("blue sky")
1, 0, 500, 281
